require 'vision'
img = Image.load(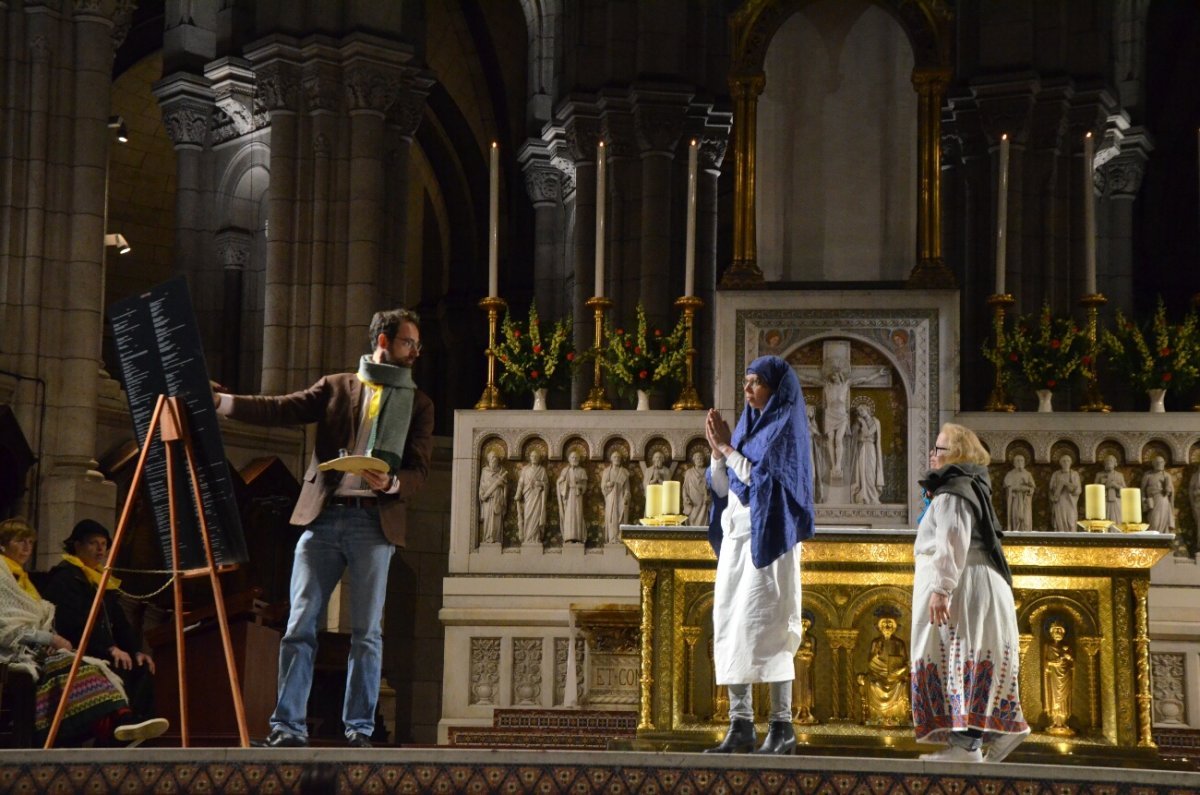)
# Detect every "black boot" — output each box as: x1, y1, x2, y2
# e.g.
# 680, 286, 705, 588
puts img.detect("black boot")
704, 718, 756, 753
754, 720, 797, 755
